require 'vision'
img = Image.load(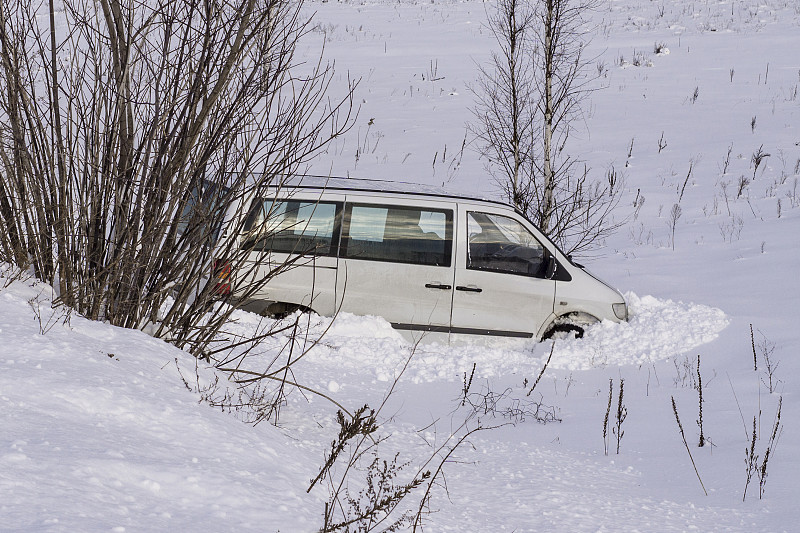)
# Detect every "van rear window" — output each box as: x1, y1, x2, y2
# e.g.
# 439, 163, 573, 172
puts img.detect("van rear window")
341, 204, 452, 267
243, 200, 341, 256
